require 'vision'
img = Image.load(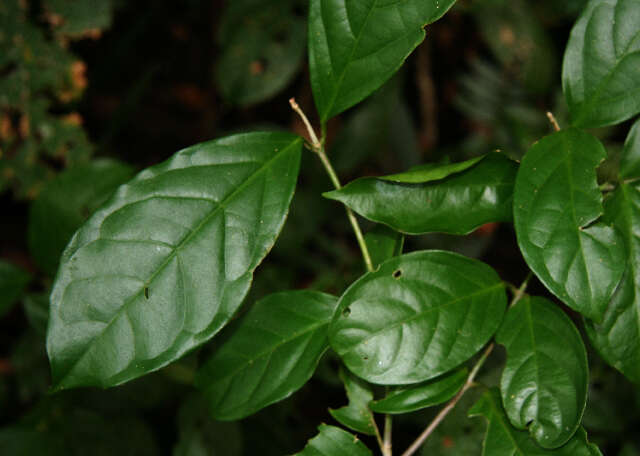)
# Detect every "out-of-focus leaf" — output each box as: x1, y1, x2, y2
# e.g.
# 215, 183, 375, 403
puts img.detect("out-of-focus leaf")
0, 428, 65, 456
293, 424, 372, 456
496, 296, 588, 448
514, 129, 625, 321
370, 368, 467, 414
620, 118, 640, 179
47, 132, 302, 390
325, 153, 517, 235
309, 0, 456, 121
0, 261, 30, 316
28, 159, 134, 276
22, 293, 49, 335
43, 0, 114, 38
469, 389, 603, 455
562, 0, 640, 128
329, 367, 375, 435
329, 251, 506, 384
216, 0, 306, 105
364, 224, 403, 270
